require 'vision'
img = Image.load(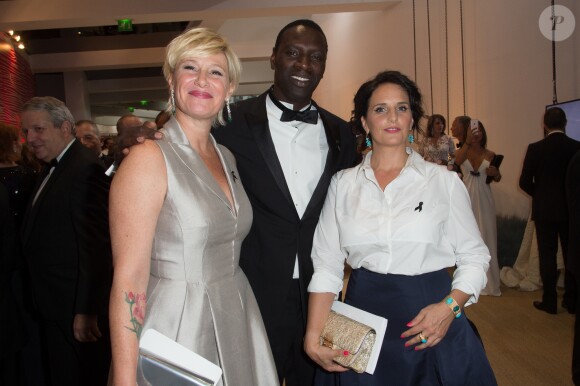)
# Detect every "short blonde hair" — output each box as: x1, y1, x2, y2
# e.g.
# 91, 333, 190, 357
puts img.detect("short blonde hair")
163, 27, 241, 126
